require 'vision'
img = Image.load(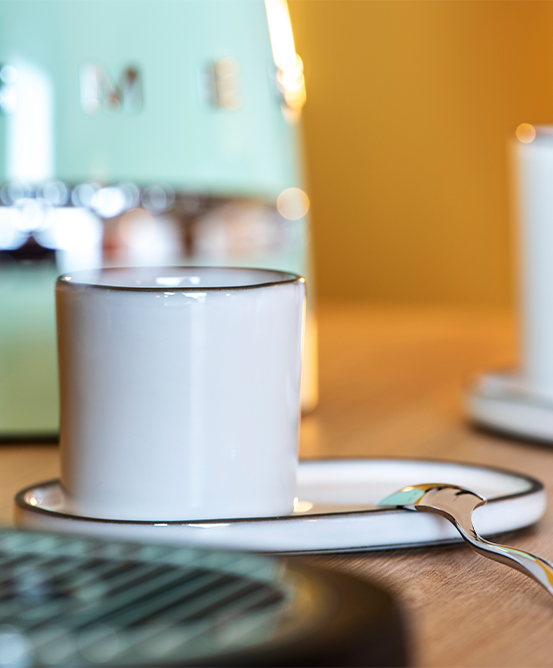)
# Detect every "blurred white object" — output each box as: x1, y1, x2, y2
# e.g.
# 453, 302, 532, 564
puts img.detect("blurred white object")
468, 126, 553, 442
